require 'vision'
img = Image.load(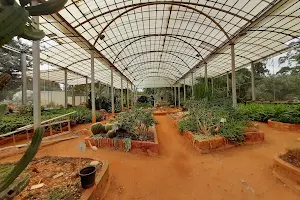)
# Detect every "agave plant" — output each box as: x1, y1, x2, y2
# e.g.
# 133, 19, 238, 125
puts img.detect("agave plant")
0, 0, 67, 46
